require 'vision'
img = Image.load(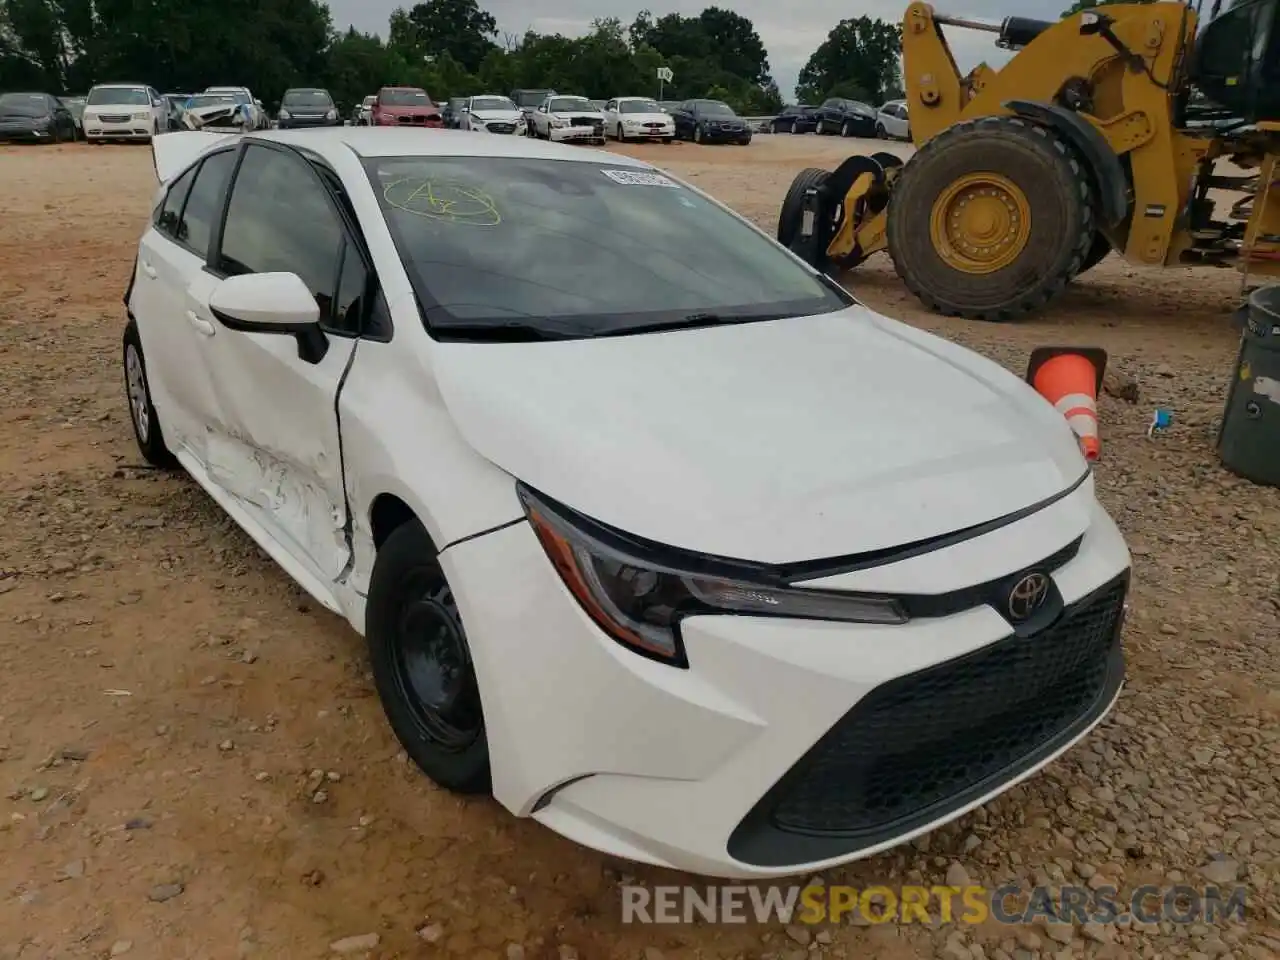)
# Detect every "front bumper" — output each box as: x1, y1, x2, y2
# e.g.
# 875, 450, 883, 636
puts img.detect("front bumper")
548, 124, 605, 142
470, 122, 525, 135
277, 117, 341, 129
440, 480, 1131, 878
700, 126, 750, 142
0, 124, 53, 141
620, 124, 674, 140
84, 116, 153, 139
